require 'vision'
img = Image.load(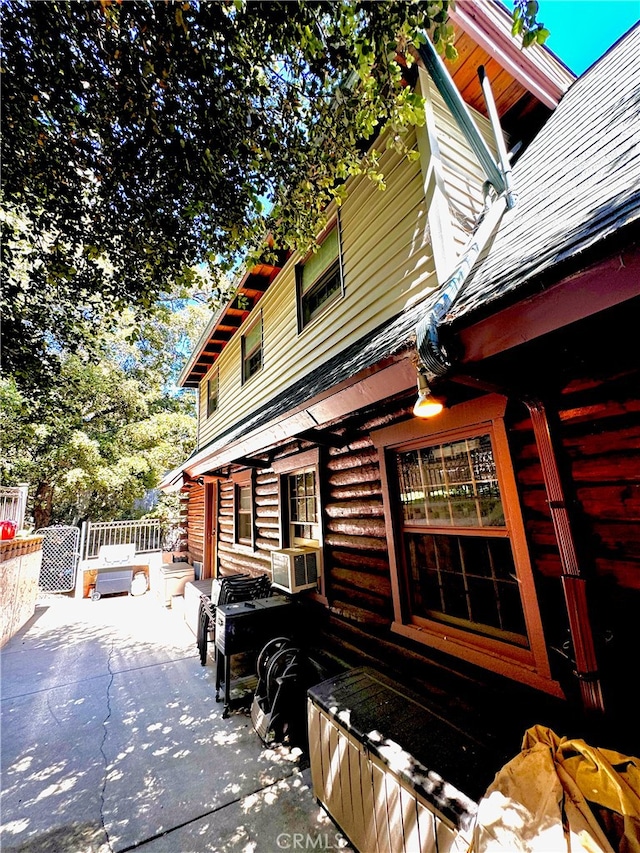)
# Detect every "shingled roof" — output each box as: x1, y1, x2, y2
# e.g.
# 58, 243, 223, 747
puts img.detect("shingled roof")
445, 23, 640, 324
